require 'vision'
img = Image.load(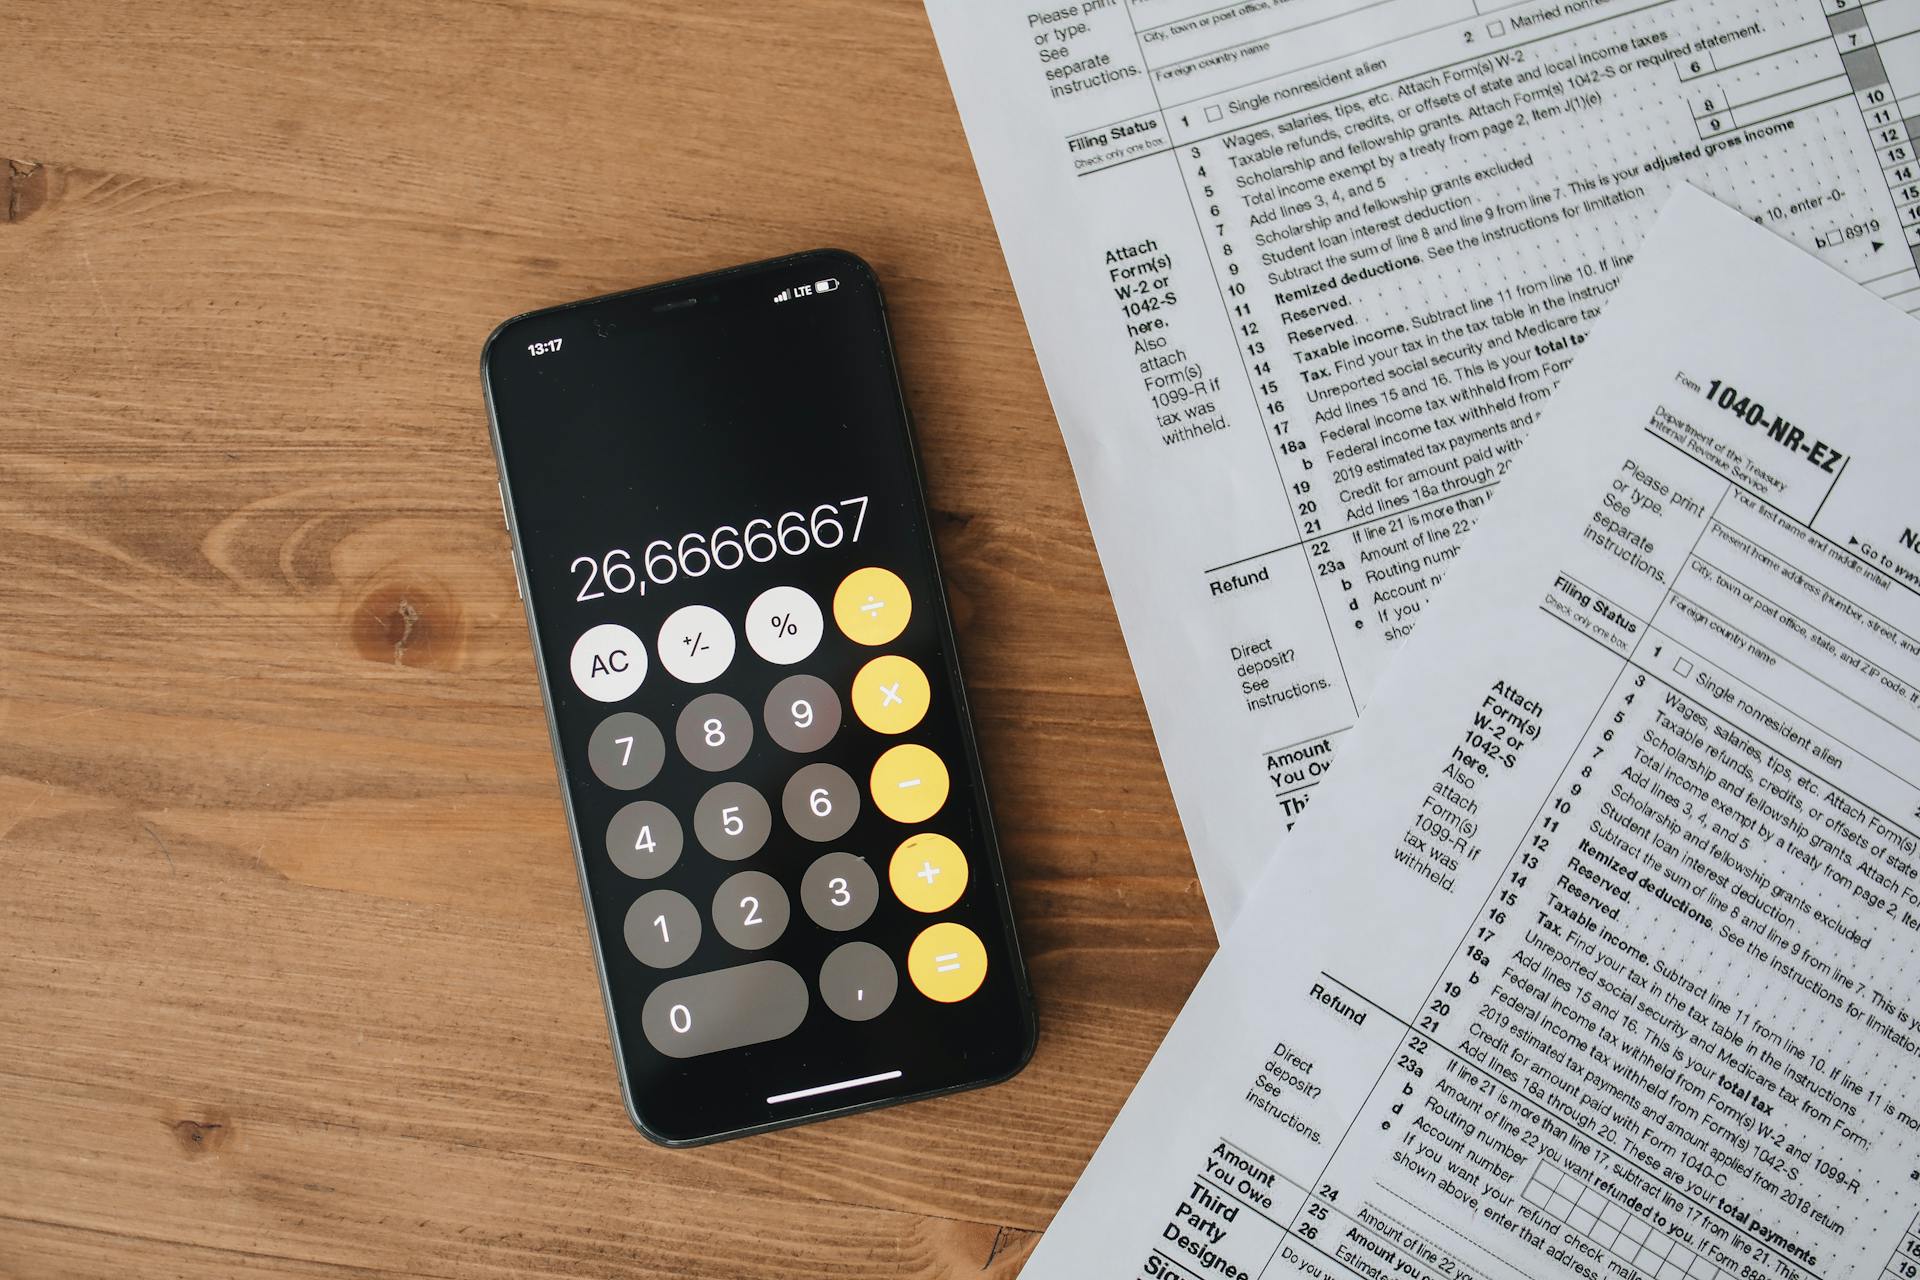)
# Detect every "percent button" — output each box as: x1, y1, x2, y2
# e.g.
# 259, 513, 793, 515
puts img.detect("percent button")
869, 743, 949, 824
746, 585, 822, 665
